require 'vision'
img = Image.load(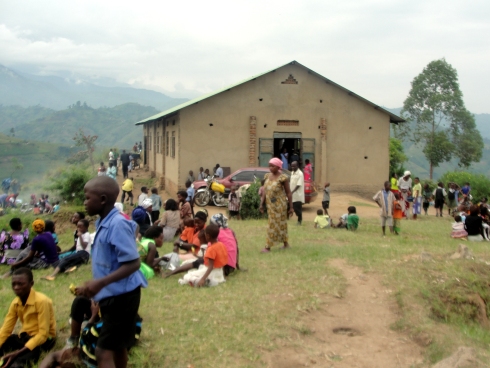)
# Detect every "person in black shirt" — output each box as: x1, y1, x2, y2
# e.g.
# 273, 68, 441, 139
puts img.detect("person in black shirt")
464, 205, 483, 241
120, 150, 131, 179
